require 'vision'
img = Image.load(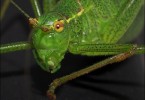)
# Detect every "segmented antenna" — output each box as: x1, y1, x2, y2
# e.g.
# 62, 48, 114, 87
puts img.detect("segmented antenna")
11, 0, 30, 18
11, 0, 38, 27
